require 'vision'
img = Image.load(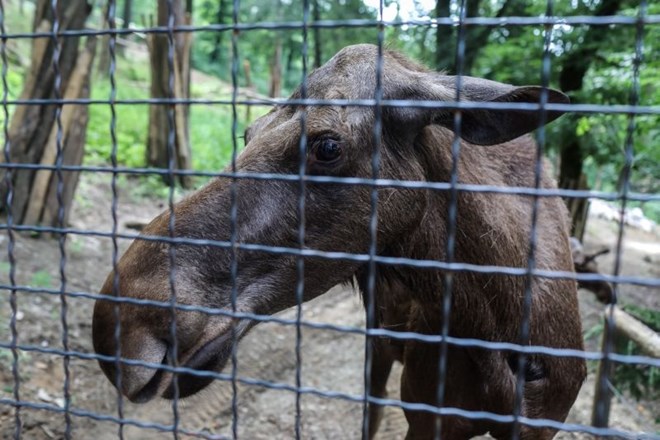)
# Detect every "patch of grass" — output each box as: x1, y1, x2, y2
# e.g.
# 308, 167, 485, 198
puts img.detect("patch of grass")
85, 54, 260, 179
86, 62, 151, 168
67, 237, 84, 256
29, 271, 53, 288
0, 348, 31, 383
